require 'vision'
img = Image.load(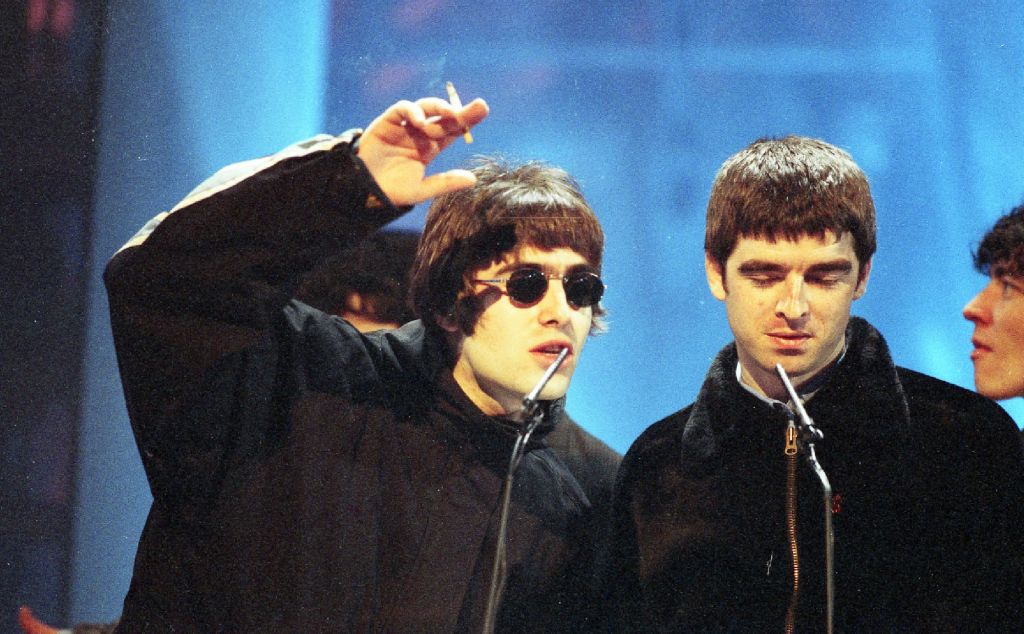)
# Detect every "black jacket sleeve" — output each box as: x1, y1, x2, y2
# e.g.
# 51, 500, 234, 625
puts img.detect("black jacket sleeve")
899, 368, 1024, 630
598, 411, 690, 633
599, 450, 645, 632
104, 133, 406, 501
